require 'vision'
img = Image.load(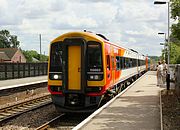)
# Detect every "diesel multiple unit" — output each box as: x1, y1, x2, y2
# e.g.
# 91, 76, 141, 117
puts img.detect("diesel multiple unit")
48, 31, 150, 112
